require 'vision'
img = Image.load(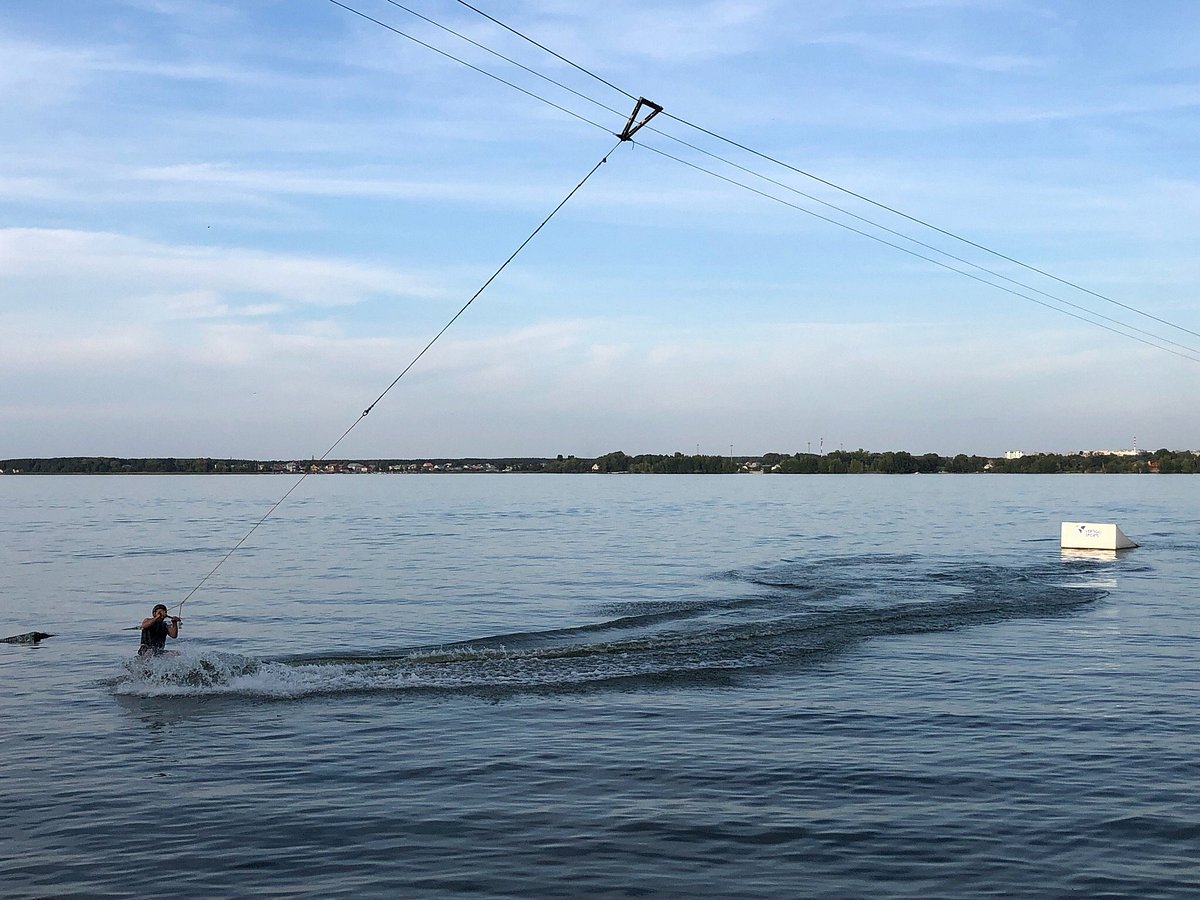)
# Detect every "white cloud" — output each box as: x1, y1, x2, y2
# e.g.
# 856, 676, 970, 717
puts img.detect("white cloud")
811, 30, 1043, 72
0, 285, 1192, 458
0, 34, 98, 106
133, 162, 594, 209
500, 0, 780, 67
114, 0, 237, 23
0, 228, 443, 310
